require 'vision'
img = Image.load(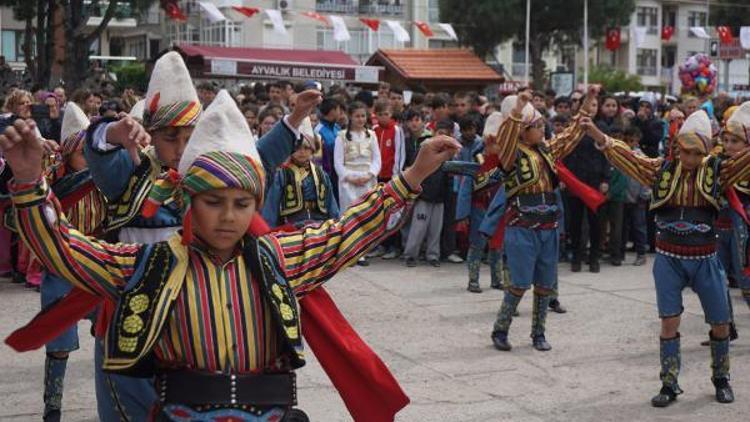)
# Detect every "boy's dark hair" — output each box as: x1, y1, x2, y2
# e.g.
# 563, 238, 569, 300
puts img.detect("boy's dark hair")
458, 116, 477, 131
430, 93, 450, 109
532, 91, 545, 100
374, 99, 392, 114
403, 108, 423, 122
435, 118, 455, 133
196, 82, 216, 92
353, 90, 374, 108
319, 98, 341, 116
545, 88, 557, 99
390, 86, 404, 96
609, 124, 625, 138
267, 82, 283, 92
554, 96, 572, 107
551, 114, 570, 125
623, 125, 642, 139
